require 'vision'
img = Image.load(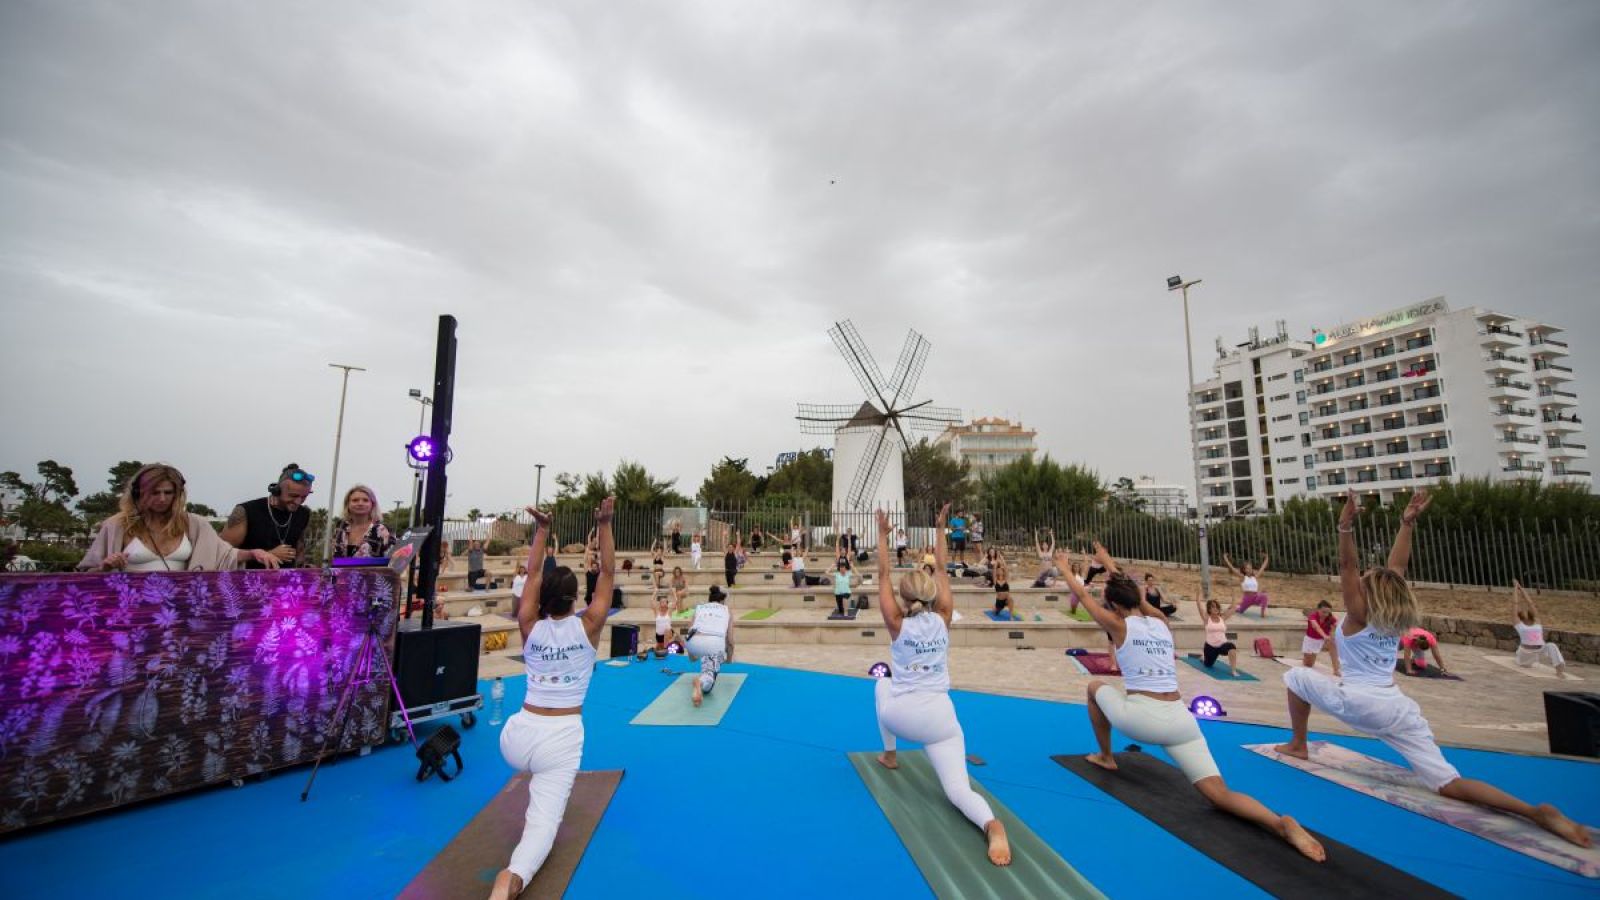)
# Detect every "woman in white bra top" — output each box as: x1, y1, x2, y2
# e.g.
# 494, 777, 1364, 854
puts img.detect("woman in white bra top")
1223, 552, 1271, 617
1510, 578, 1569, 678
1069, 542, 1326, 862
871, 505, 1012, 868
490, 496, 617, 900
